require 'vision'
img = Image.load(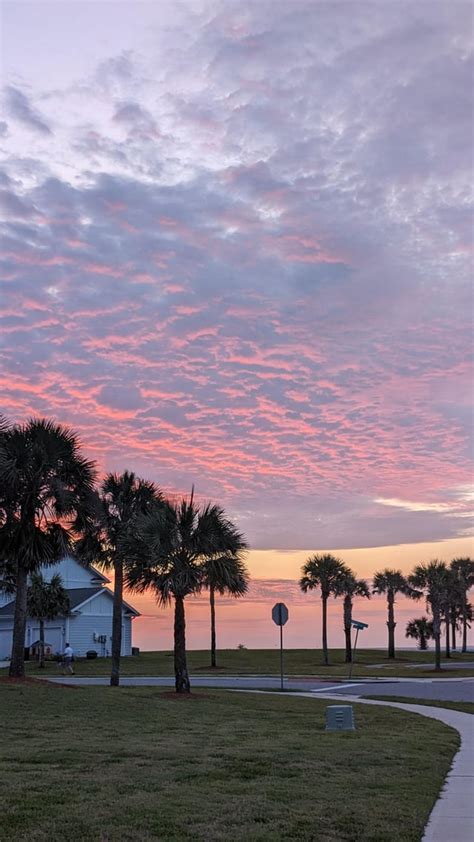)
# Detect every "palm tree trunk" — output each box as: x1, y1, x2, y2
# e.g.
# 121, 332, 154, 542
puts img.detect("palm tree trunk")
433, 608, 442, 671
387, 590, 396, 659
210, 585, 217, 668
110, 560, 123, 687
39, 618, 45, 669
322, 594, 329, 666
451, 613, 457, 650
462, 597, 468, 653
419, 632, 427, 651
9, 563, 28, 678
444, 605, 450, 658
174, 595, 190, 693
343, 595, 352, 663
